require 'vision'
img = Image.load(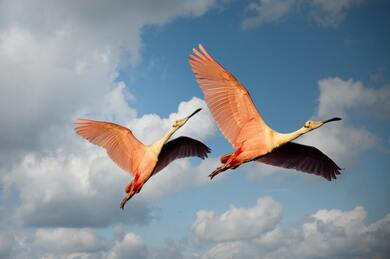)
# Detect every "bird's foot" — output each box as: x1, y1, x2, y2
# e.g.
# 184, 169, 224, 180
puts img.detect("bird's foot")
209, 166, 225, 180
120, 197, 128, 210
119, 193, 133, 210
